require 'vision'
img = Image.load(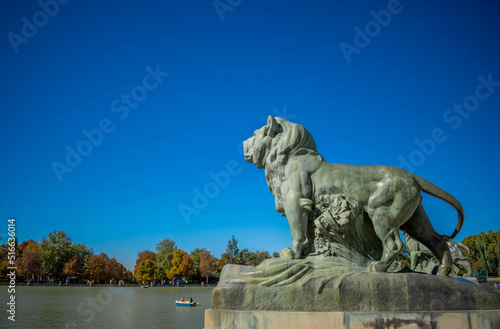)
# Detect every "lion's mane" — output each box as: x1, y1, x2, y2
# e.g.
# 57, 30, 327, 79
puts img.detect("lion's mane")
264, 118, 320, 212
